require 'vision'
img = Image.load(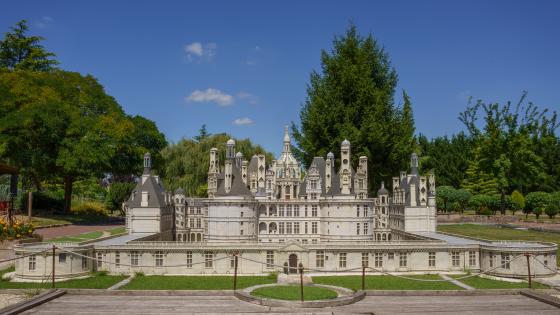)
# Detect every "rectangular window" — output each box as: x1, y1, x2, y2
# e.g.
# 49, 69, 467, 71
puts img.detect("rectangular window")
302, 239, 308, 244
544, 254, 549, 266
339, 253, 347, 268
240, 229, 244, 235
374, 253, 383, 268
361, 252, 369, 267
97, 252, 103, 268
489, 253, 494, 268
429, 252, 436, 267
186, 251, 192, 268
452, 252, 460, 267
115, 251, 120, 267
357, 205, 360, 217
155, 251, 164, 267
364, 205, 369, 216
399, 253, 408, 267
205, 252, 213, 268
356, 223, 360, 235
305, 222, 308, 234
266, 251, 274, 268
230, 256, 236, 268
316, 251, 325, 268
501, 254, 510, 269
311, 205, 318, 217
131, 251, 139, 267
29, 255, 36, 271
279, 222, 285, 234
59, 253, 66, 264
305, 206, 308, 217
363, 223, 368, 235
286, 205, 292, 217
197, 218, 201, 228
310, 180, 317, 189
82, 256, 88, 270
469, 251, 476, 267
189, 219, 194, 228
388, 253, 394, 260
294, 205, 300, 217
312, 239, 318, 244
197, 207, 201, 214
279, 206, 284, 217
311, 222, 318, 234
286, 222, 292, 234
240, 211, 244, 217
